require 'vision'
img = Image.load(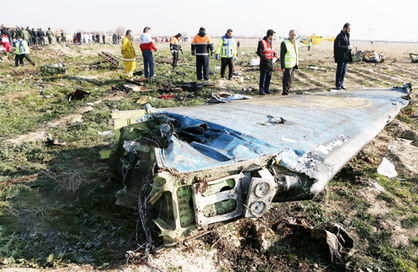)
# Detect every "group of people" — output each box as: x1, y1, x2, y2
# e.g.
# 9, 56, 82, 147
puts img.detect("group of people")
0, 26, 66, 46
2, 23, 353, 95
73, 32, 107, 45
120, 23, 352, 94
